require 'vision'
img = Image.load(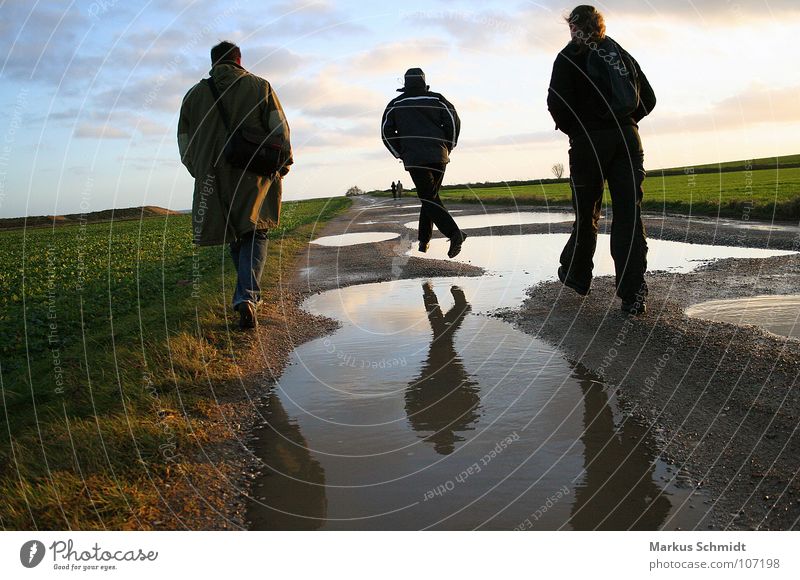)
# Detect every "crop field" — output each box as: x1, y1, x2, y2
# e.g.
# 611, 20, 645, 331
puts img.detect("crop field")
0, 197, 350, 529
377, 163, 800, 221
433, 167, 800, 221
